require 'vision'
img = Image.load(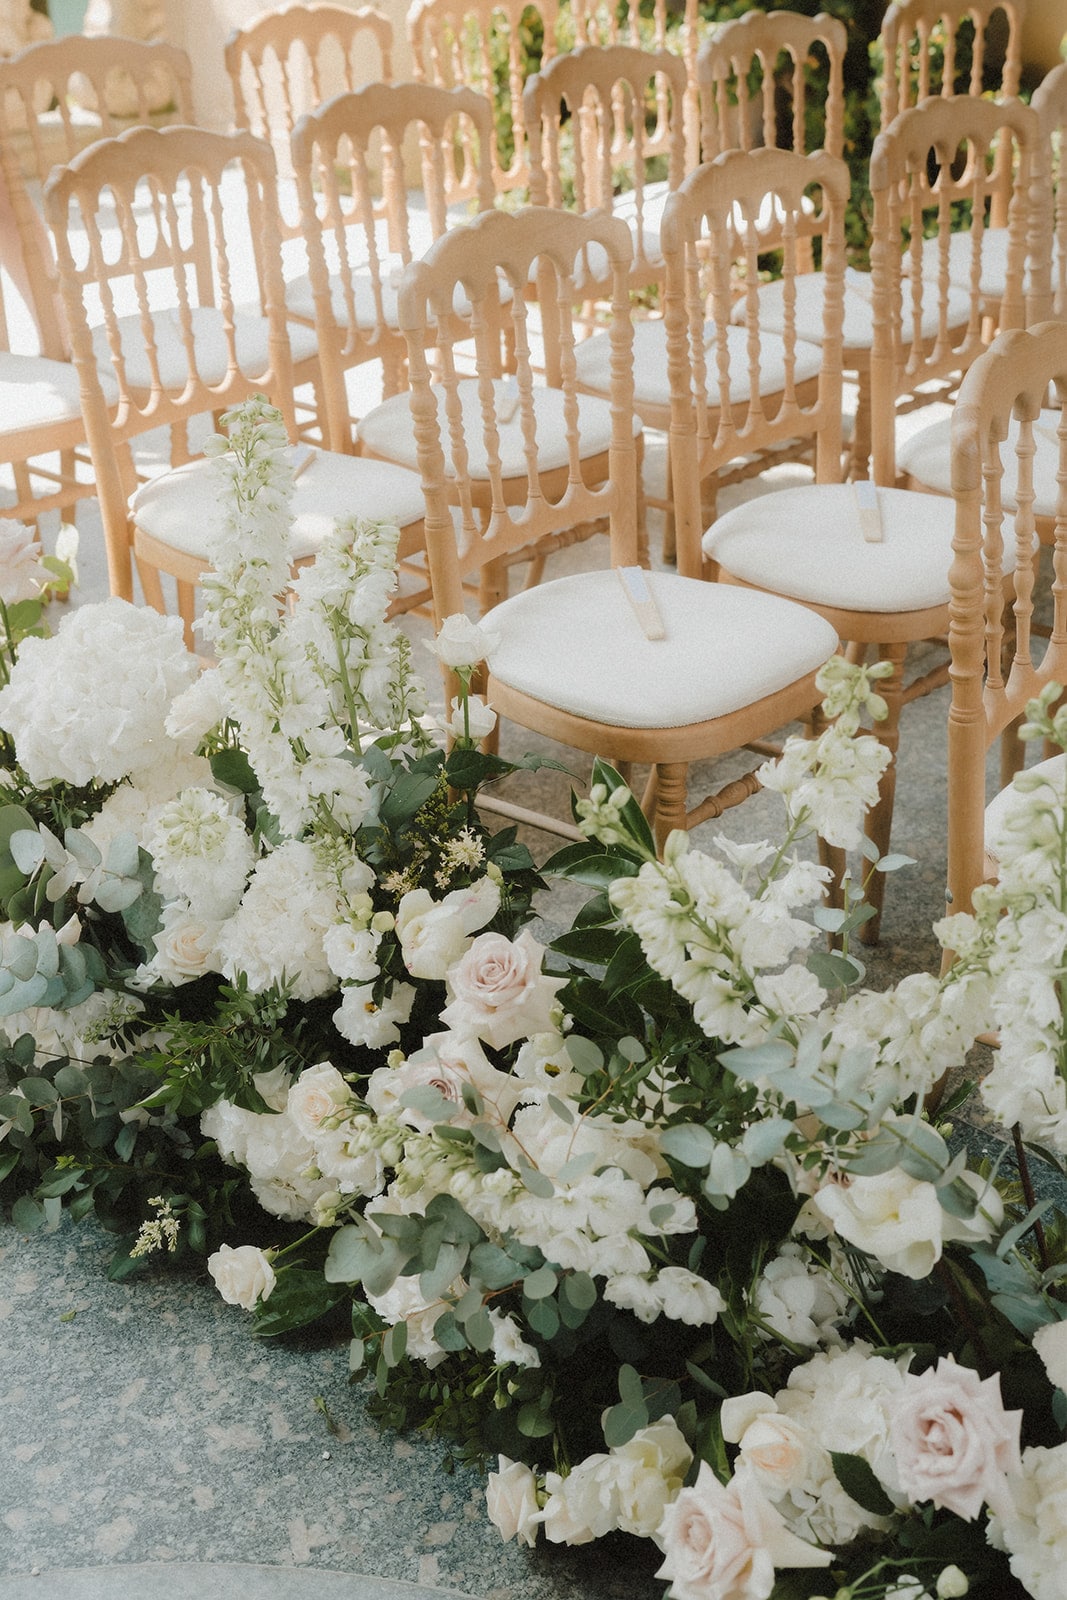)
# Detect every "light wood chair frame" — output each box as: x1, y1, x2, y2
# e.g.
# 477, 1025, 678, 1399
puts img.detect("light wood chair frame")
869, 92, 1036, 489
225, 2, 394, 243
663, 147, 849, 578
43, 124, 302, 619
398, 203, 835, 847
879, 0, 1027, 229
406, 0, 558, 200
1025, 61, 1067, 326
291, 80, 498, 453
523, 41, 688, 296
946, 318, 1067, 919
